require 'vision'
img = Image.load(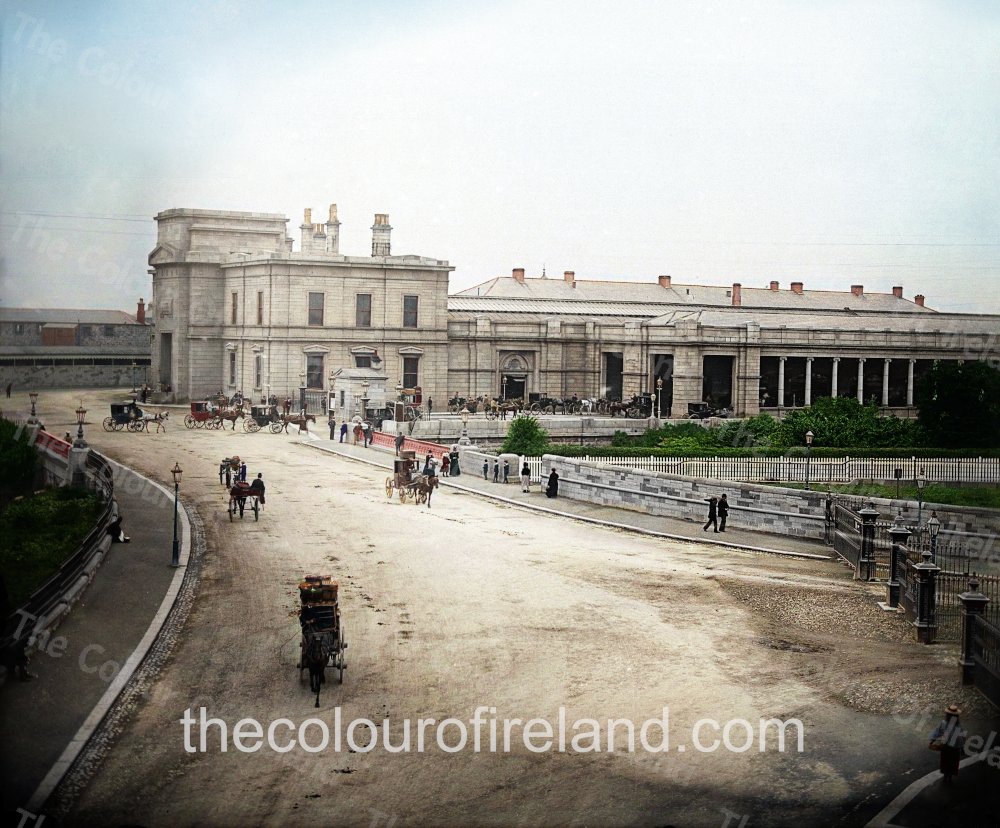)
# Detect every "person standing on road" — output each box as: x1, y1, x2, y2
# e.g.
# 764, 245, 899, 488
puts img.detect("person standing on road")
450, 446, 461, 476
929, 704, 966, 785
329, 417, 336, 440
483, 459, 489, 480
520, 461, 531, 492
703, 496, 718, 532
545, 469, 559, 498
718, 494, 729, 532
493, 461, 500, 483
503, 459, 510, 484
239, 462, 248, 483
